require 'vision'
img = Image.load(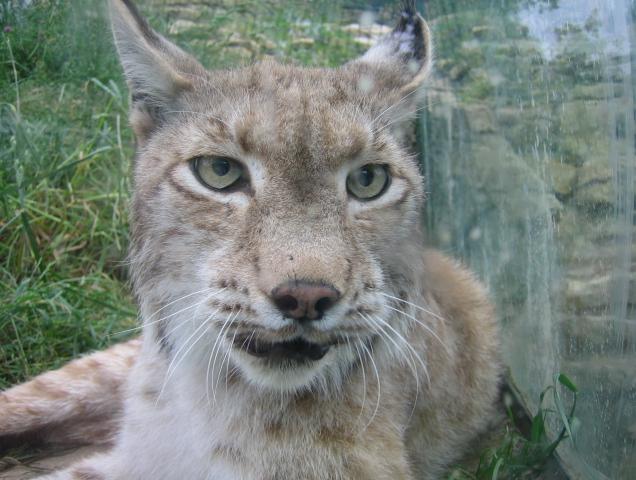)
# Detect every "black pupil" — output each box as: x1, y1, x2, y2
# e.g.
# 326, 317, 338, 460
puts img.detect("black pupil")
357, 166, 374, 187
212, 158, 230, 176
